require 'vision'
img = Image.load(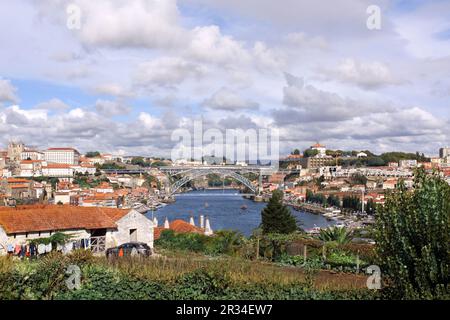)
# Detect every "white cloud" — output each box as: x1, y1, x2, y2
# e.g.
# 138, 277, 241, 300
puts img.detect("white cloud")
134, 57, 207, 88
283, 32, 328, 50
203, 87, 259, 111
0, 78, 18, 103
319, 59, 400, 90
34, 98, 70, 112
95, 99, 131, 117
76, 0, 185, 49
